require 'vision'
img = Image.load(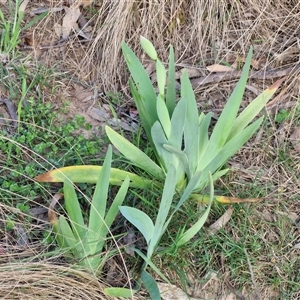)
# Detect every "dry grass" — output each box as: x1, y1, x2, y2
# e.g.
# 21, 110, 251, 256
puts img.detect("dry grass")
33, 1, 300, 92
0, 261, 113, 299
1, 0, 300, 299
